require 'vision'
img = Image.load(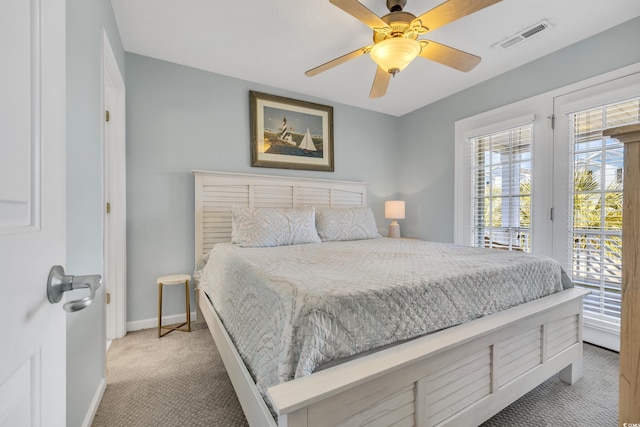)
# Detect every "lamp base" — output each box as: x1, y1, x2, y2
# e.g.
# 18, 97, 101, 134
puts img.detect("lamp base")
388, 221, 401, 238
